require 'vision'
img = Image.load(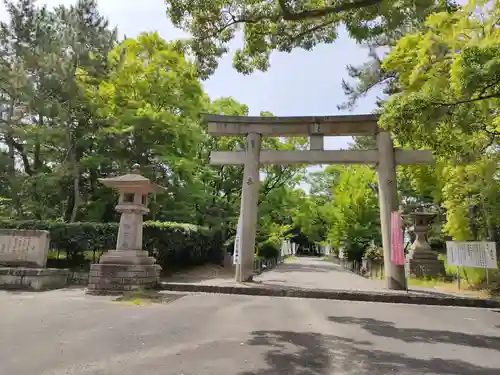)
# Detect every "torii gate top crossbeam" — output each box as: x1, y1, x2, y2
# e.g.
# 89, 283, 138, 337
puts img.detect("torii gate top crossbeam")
204, 114, 380, 136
